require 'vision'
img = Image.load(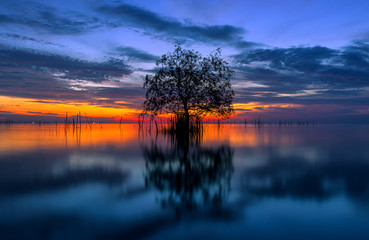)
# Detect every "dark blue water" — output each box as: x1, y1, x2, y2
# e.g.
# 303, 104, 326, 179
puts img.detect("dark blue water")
1, 124, 369, 240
